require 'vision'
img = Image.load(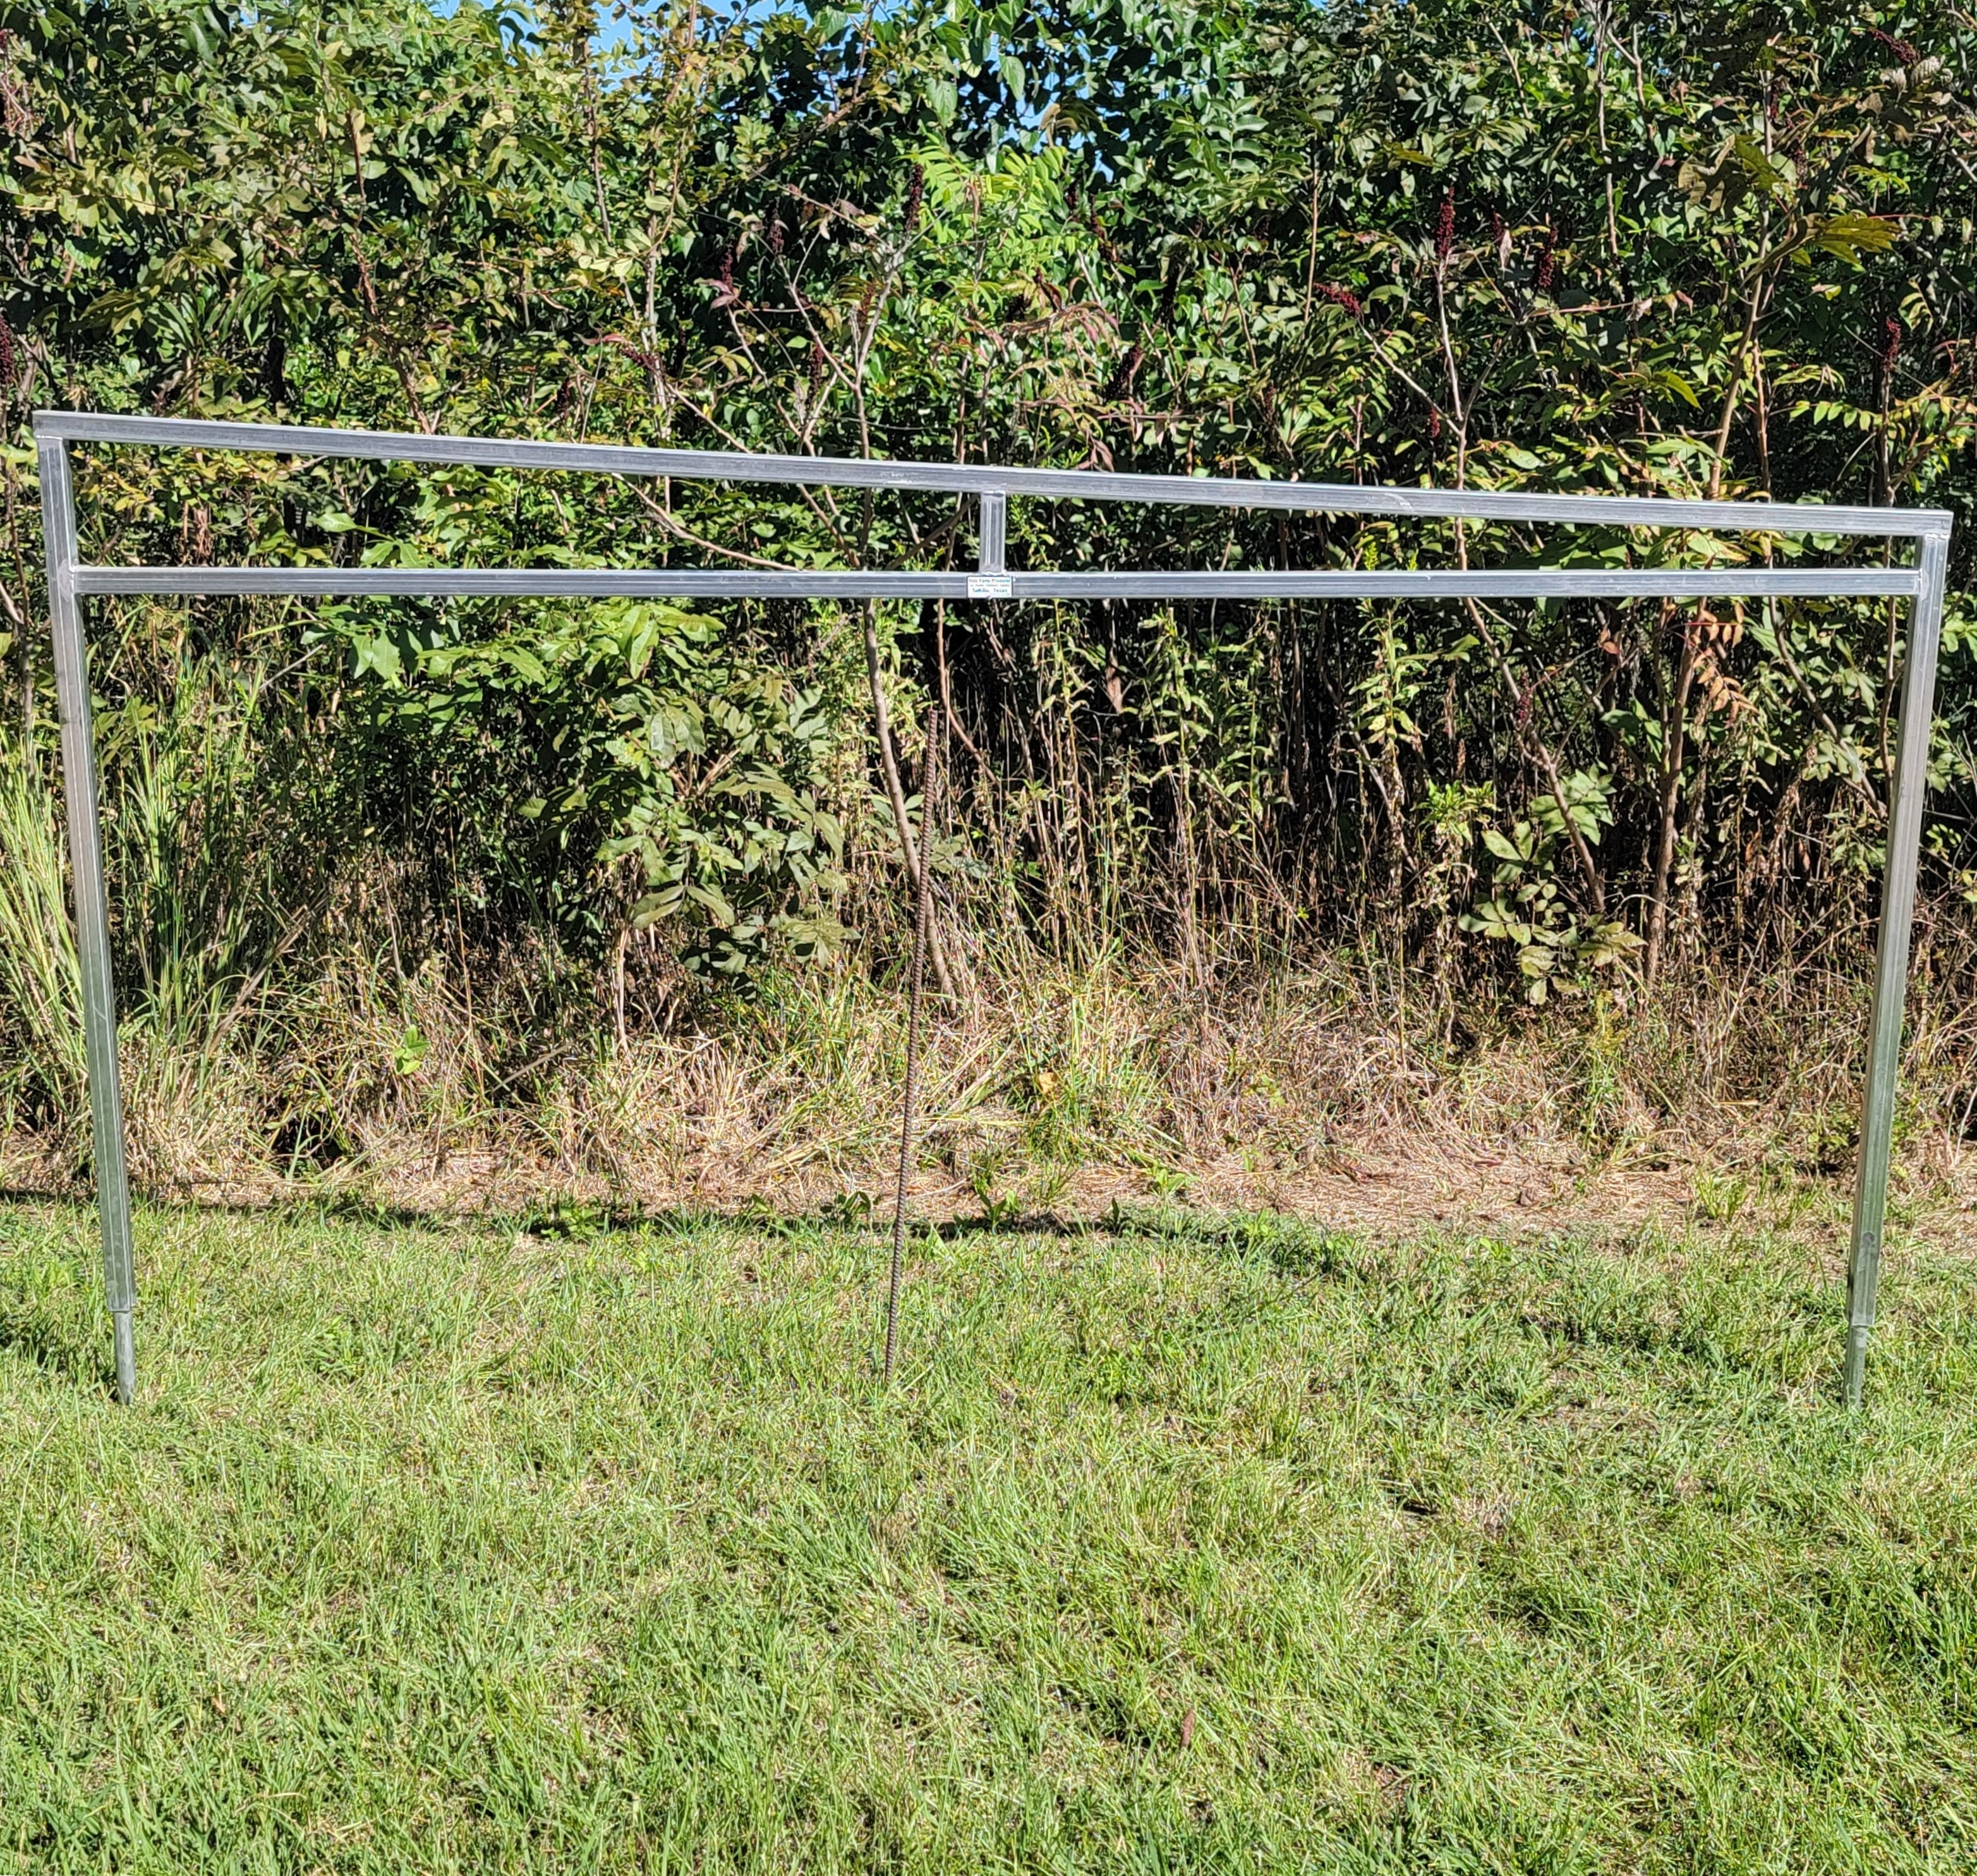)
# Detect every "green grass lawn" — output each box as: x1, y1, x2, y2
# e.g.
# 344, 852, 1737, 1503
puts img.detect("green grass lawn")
0, 1197, 1973, 1873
